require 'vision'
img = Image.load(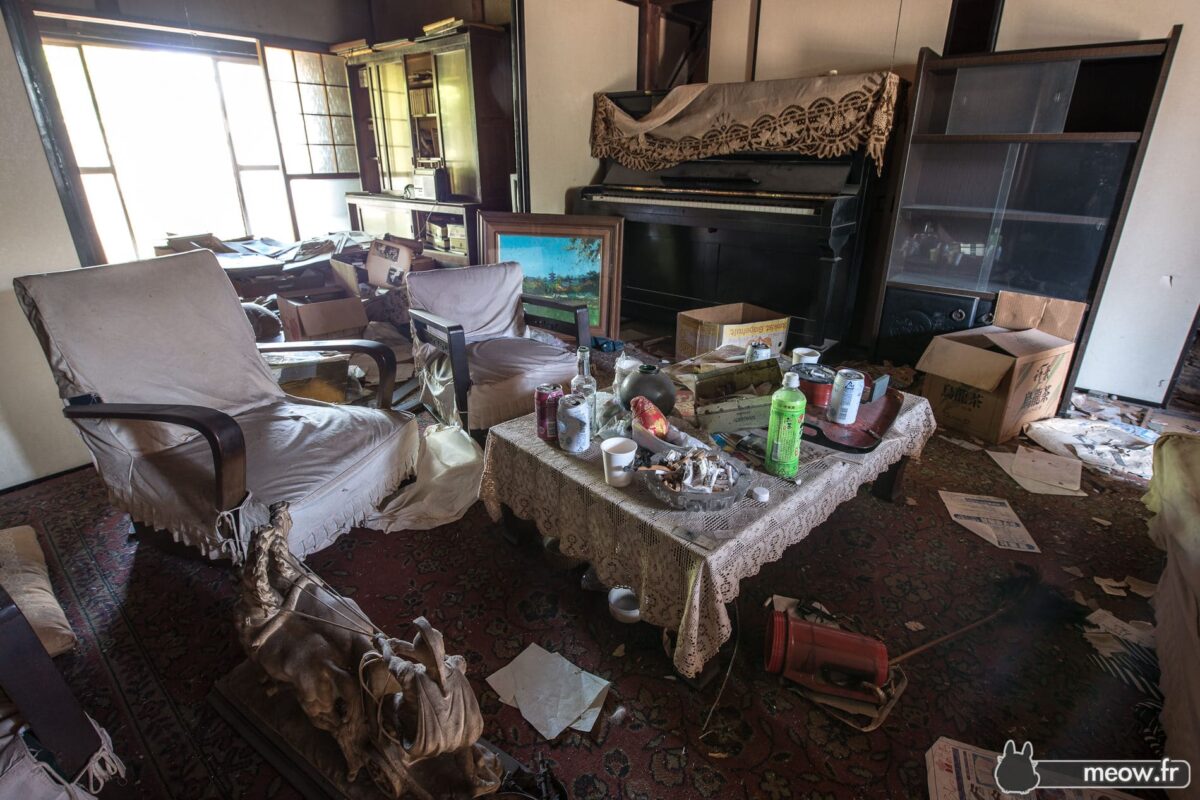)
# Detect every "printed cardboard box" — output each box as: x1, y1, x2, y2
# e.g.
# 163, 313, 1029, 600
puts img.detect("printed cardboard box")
916, 291, 1087, 444
691, 358, 783, 434
675, 303, 790, 361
